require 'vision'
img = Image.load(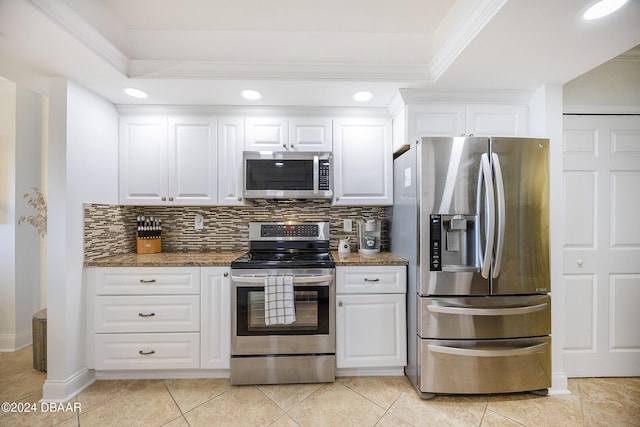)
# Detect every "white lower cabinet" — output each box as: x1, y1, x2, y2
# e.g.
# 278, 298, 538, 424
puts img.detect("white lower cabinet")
336, 266, 407, 373
200, 267, 231, 369
87, 267, 202, 371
